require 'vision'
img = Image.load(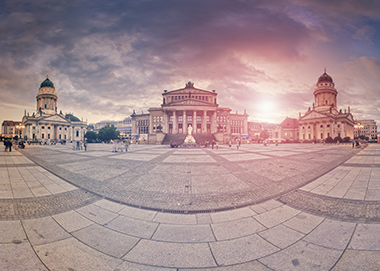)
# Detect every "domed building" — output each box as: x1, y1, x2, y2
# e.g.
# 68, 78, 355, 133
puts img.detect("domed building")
298, 69, 355, 142
21, 77, 87, 143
